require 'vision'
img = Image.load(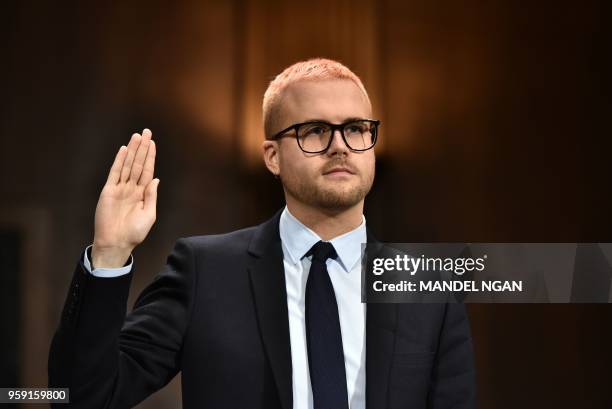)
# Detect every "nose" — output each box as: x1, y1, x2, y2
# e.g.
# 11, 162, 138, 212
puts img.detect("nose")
326, 129, 349, 156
